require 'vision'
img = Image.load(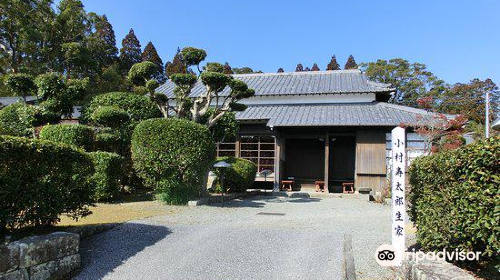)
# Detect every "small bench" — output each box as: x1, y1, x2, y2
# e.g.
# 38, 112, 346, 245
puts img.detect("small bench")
315, 180, 326, 192
342, 182, 355, 194
281, 180, 294, 192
